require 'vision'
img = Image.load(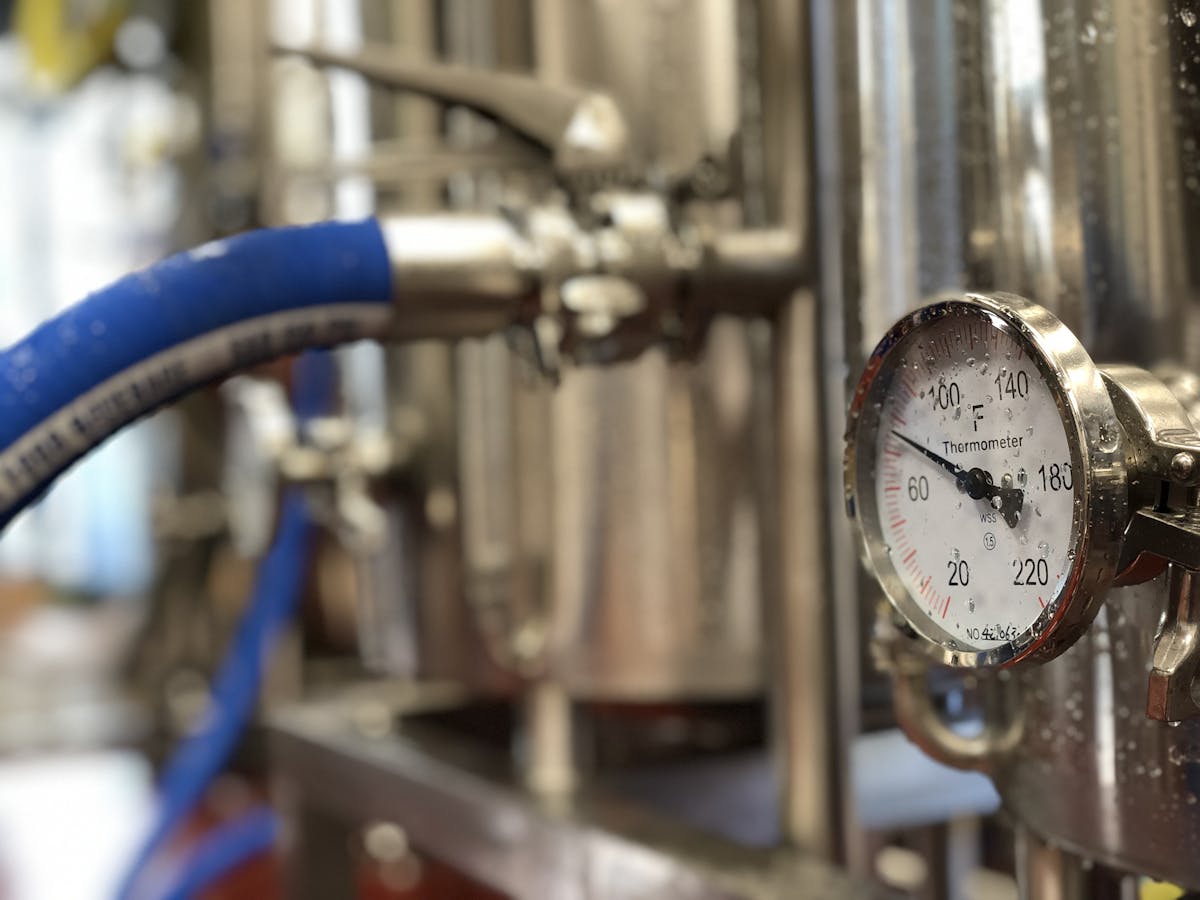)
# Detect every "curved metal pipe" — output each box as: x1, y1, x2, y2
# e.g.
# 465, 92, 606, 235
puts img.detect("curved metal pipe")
890, 657, 1024, 773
